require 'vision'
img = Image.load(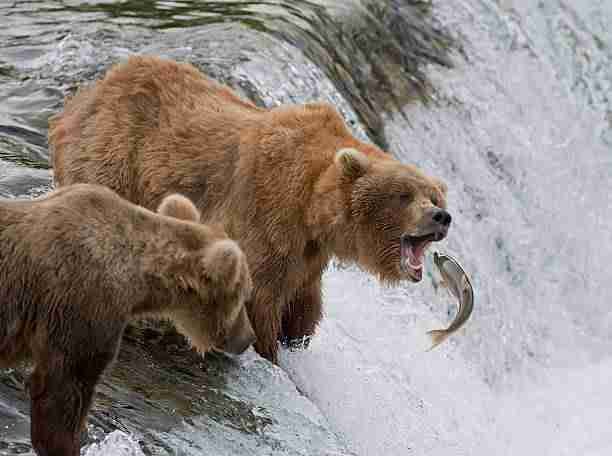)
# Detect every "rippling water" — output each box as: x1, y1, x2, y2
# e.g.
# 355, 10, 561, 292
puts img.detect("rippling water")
1, 1, 611, 455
